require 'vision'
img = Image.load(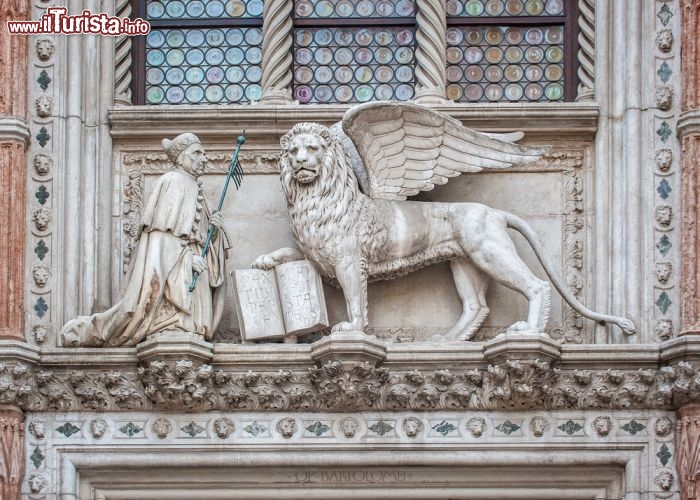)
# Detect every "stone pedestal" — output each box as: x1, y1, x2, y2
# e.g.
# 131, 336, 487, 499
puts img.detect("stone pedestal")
136, 331, 214, 365
482, 332, 562, 365
310, 331, 387, 369
677, 404, 700, 499
0, 405, 24, 500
